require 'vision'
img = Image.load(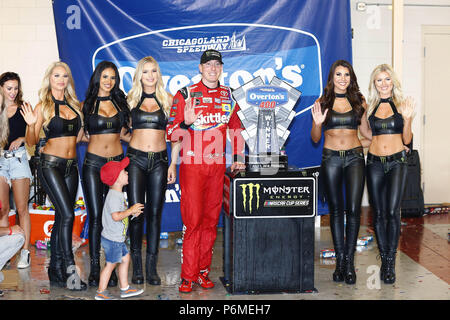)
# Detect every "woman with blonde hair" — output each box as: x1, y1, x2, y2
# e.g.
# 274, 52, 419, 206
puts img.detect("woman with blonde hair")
126, 56, 176, 285
0, 72, 33, 269
365, 64, 414, 284
21, 61, 87, 290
